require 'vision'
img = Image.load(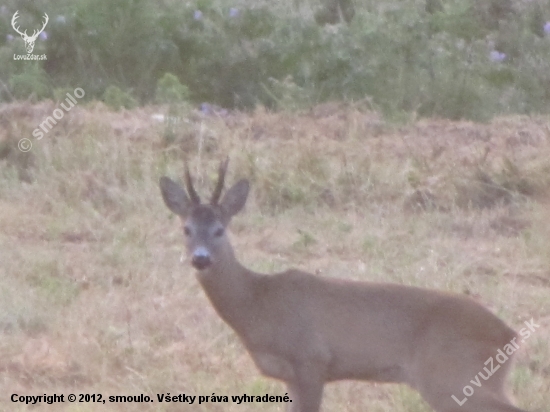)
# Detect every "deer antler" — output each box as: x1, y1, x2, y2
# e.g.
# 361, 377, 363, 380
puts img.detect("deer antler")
30, 13, 49, 40
184, 165, 201, 204
11, 11, 26, 37
211, 157, 229, 205
11, 11, 48, 40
